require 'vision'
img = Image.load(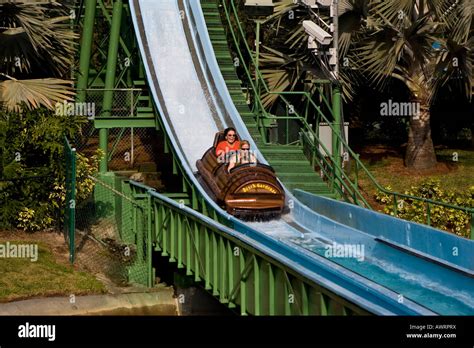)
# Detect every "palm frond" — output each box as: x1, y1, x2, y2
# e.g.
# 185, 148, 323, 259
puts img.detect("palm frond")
432, 37, 473, 100
428, 0, 472, 43
259, 45, 306, 108
0, 27, 37, 75
354, 25, 402, 87
339, 0, 370, 57
0, 77, 75, 113
0, 3, 78, 77
264, 0, 298, 23
371, 0, 414, 25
